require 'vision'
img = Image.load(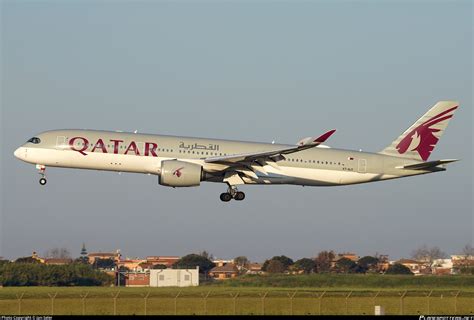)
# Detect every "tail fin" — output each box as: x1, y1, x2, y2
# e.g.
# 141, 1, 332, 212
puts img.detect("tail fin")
379, 101, 459, 161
